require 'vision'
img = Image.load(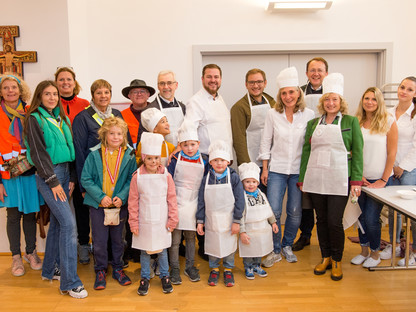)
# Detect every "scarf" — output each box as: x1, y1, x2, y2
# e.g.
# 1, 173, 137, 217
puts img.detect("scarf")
89, 99, 112, 120
180, 150, 201, 160
245, 189, 259, 198
1, 99, 25, 147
